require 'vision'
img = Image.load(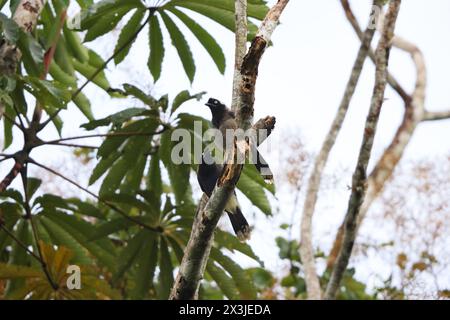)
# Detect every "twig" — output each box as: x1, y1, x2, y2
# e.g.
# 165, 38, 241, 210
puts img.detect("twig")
423, 110, 450, 121
299, 1, 380, 299
324, 0, 402, 300
45, 142, 99, 149
44, 127, 167, 145
28, 158, 160, 233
